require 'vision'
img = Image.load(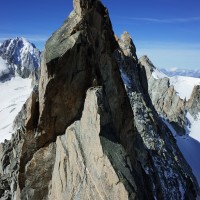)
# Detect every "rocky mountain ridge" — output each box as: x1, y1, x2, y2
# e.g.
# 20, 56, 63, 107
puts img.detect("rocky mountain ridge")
139, 55, 200, 134
0, 0, 199, 199
138, 55, 200, 188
